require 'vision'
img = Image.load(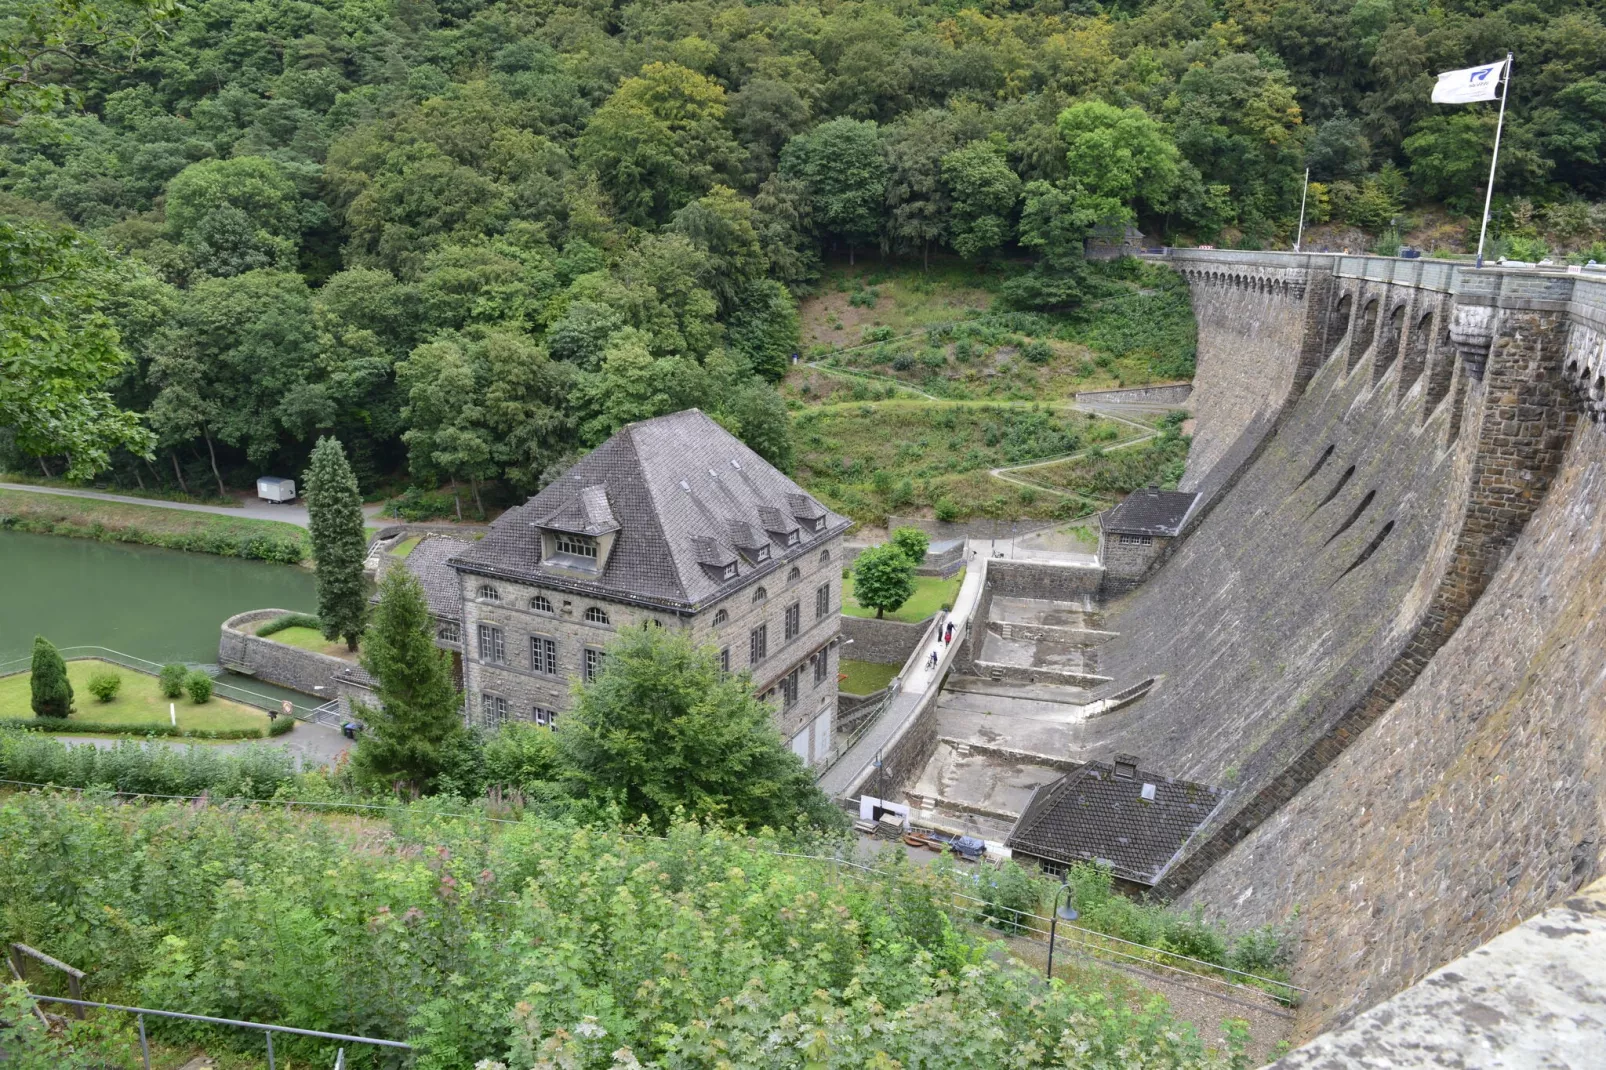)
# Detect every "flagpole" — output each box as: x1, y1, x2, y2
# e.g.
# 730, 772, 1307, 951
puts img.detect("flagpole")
1295, 167, 1310, 252
1475, 52, 1513, 268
